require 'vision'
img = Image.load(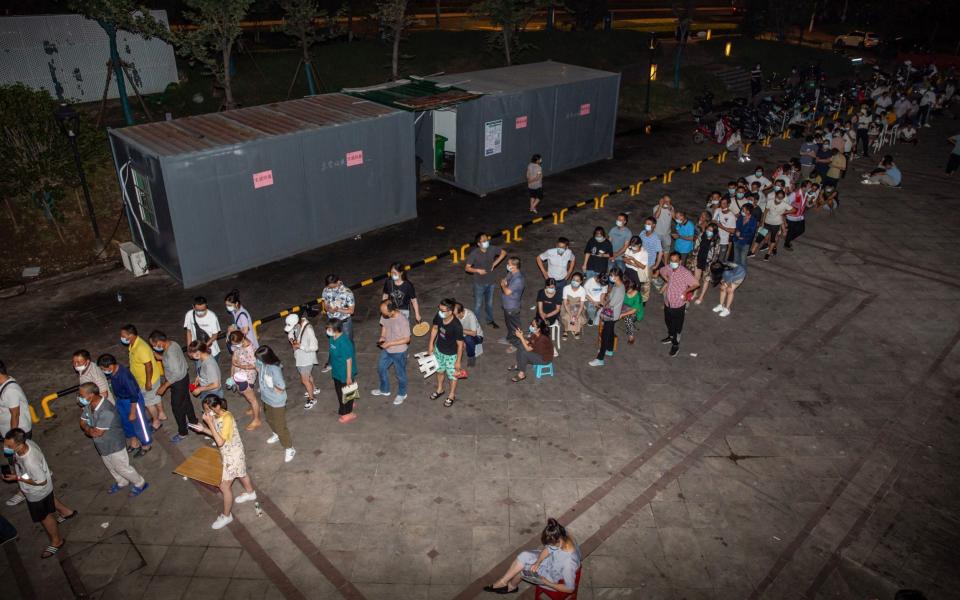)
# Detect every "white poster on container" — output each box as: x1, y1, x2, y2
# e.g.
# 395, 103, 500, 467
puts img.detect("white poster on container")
484, 119, 503, 157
